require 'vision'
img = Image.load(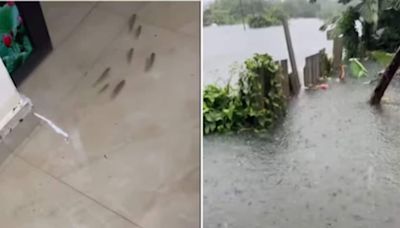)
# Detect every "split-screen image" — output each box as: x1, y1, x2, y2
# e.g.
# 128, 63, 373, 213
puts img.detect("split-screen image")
0, 0, 400, 228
